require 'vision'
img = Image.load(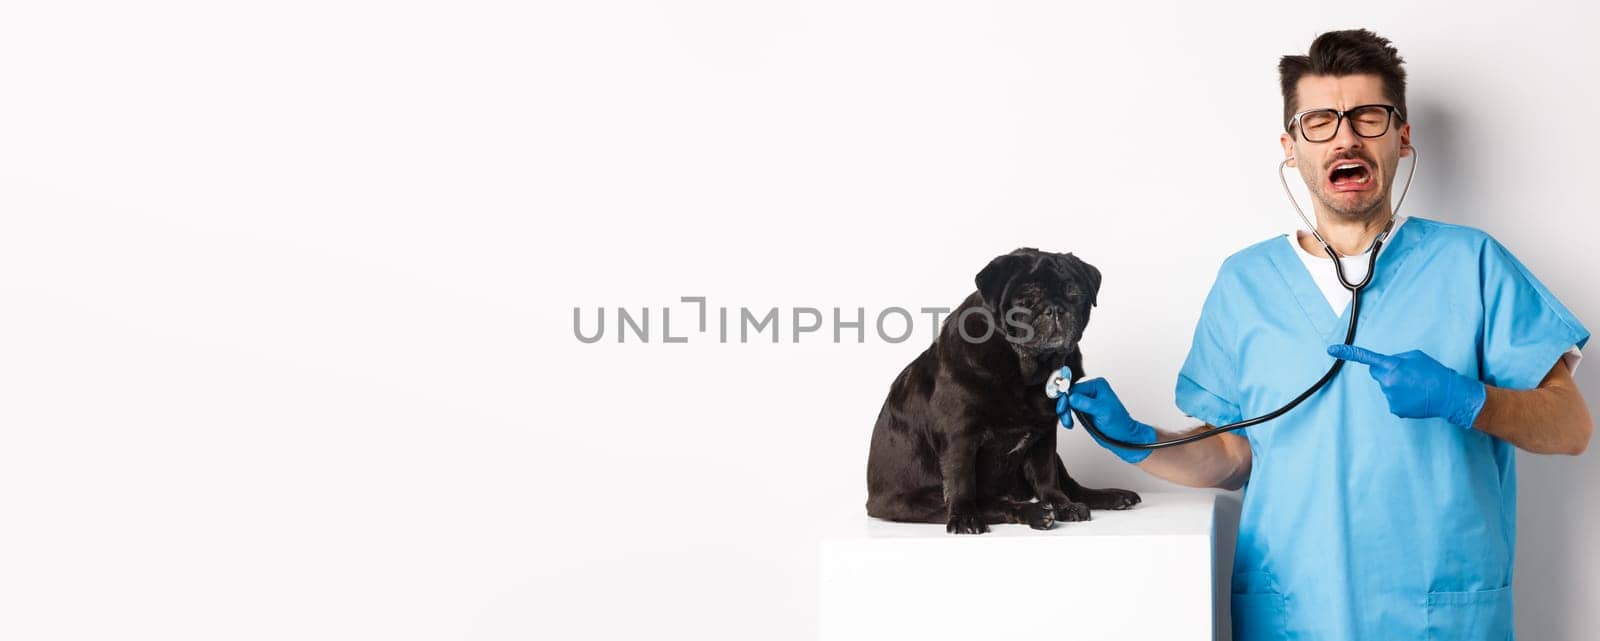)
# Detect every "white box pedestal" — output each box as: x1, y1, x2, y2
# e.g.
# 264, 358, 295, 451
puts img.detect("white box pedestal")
820, 492, 1221, 641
